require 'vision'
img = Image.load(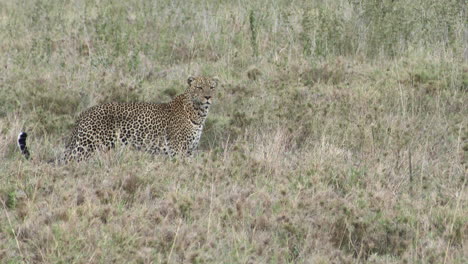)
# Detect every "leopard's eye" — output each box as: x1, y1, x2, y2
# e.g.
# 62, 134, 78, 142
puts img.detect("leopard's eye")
197, 86, 203, 90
